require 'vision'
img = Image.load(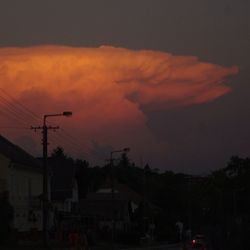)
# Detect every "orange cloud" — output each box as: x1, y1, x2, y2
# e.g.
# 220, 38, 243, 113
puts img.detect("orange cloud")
0, 45, 238, 165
